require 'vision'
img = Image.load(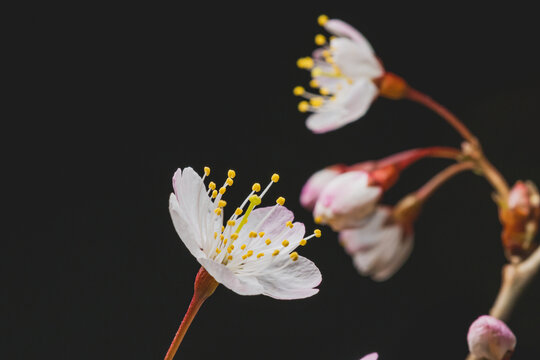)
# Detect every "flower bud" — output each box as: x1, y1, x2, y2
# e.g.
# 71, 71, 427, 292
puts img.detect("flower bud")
499, 180, 540, 260
359, 353, 378, 360
314, 171, 382, 231
467, 315, 516, 360
300, 164, 347, 211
